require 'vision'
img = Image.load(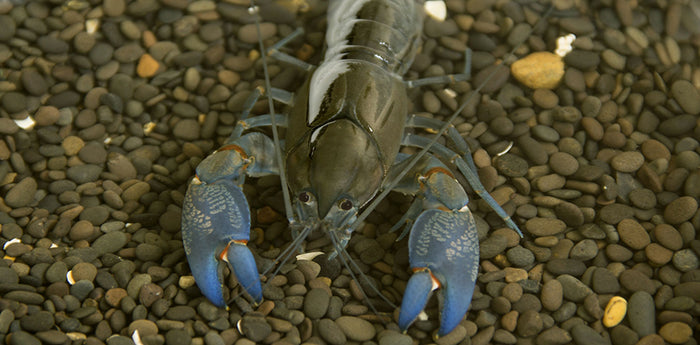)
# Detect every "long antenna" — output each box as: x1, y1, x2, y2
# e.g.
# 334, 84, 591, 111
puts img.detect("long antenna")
249, 1, 294, 223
